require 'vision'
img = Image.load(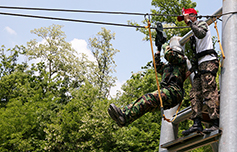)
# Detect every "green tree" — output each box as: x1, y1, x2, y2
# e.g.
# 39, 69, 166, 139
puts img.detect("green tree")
25, 27, 120, 151
53, 28, 121, 151
0, 45, 28, 107
88, 27, 119, 98
27, 24, 88, 91
26, 24, 94, 104
150, 0, 196, 37
129, 0, 196, 40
